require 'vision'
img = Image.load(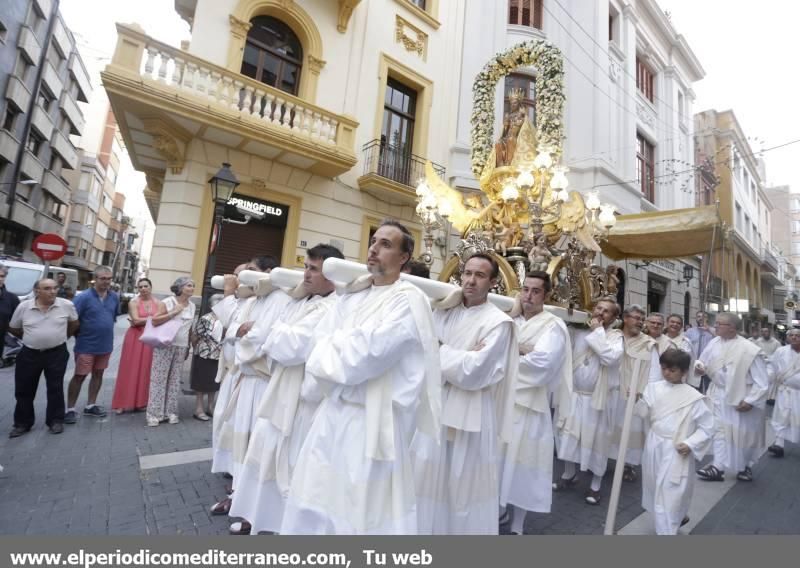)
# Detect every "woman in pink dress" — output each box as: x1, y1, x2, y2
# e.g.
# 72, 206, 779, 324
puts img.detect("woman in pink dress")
111, 278, 162, 413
